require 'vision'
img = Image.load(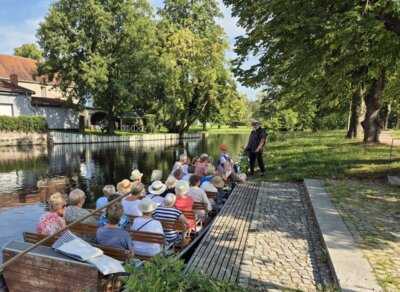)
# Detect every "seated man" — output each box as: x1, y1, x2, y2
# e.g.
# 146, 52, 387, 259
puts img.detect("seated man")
131, 198, 163, 257
187, 175, 212, 221
152, 193, 189, 244
181, 164, 195, 182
